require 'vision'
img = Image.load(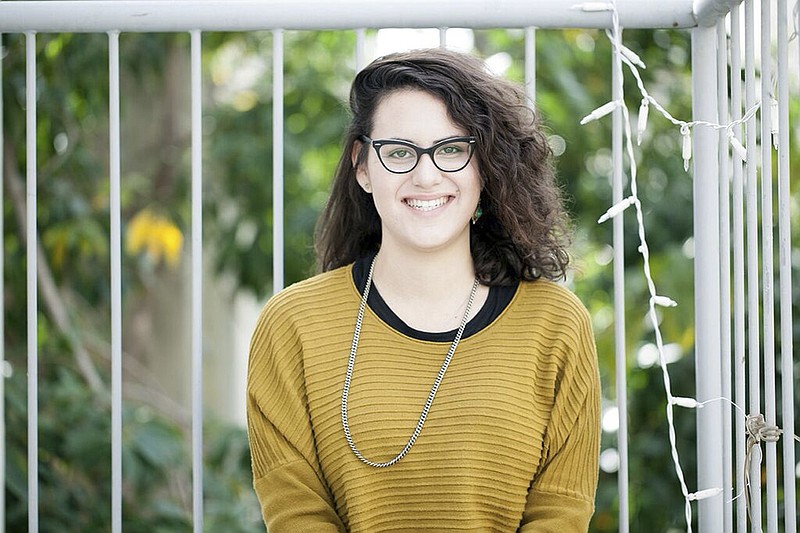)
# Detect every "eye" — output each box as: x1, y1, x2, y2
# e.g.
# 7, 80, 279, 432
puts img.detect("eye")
385, 147, 414, 159
436, 142, 467, 158
439, 145, 463, 154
